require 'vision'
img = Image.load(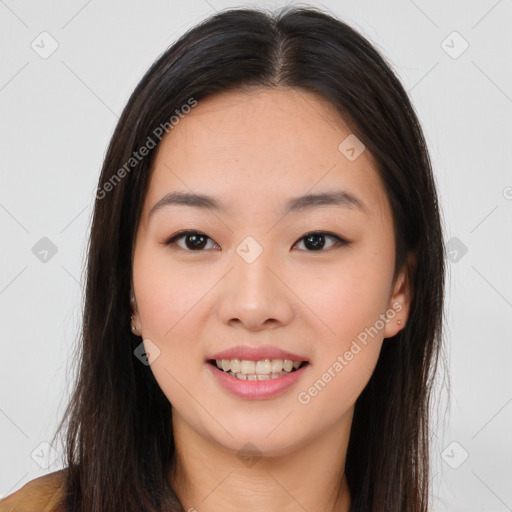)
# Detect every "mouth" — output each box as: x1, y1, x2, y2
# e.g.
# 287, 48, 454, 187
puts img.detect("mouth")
207, 358, 310, 381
